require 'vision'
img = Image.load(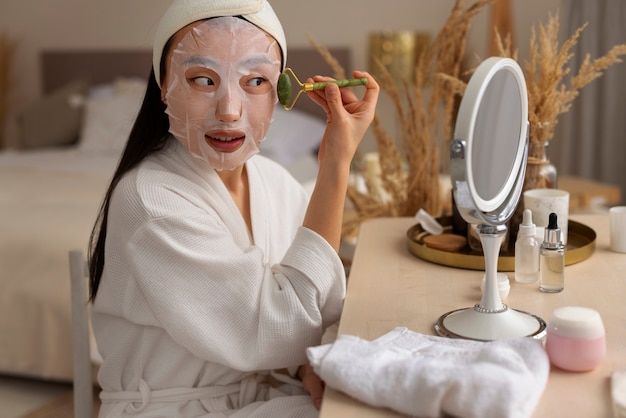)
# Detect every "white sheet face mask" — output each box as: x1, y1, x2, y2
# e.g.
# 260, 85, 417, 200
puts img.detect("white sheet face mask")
163, 17, 281, 171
